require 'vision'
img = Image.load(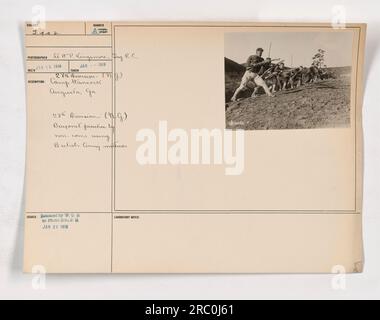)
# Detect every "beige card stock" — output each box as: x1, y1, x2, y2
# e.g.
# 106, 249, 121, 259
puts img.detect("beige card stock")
24, 22, 366, 273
